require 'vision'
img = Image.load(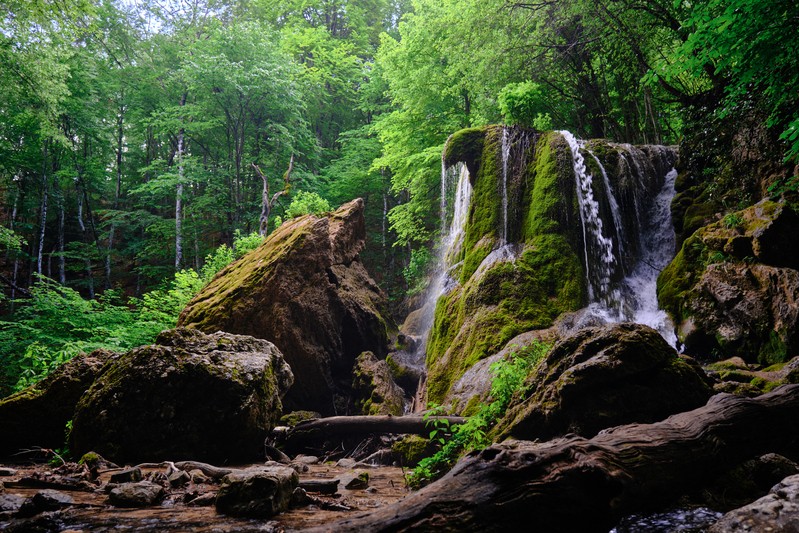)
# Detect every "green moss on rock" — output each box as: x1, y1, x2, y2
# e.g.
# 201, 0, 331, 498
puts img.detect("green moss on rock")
444, 127, 486, 178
